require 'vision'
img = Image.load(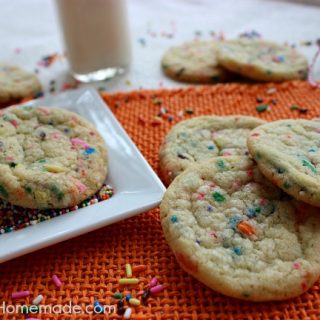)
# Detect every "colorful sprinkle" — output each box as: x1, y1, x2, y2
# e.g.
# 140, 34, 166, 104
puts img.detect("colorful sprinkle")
292, 262, 301, 270
290, 105, 308, 113
177, 153, 188, 159
212, 191, 226, 202
246, 169, 254, 177
117, 299, 124, 309
239, 30, 261, 39
150, 285, 164, 294
170, 215, 178, 223
52, 274, 62, 288
12, 291, 30, 299
151, 117, 163, 126
38, 53, 62, 68
50, 185, 64, 201
232, 247, 242, 255
70, 138, 90, 149
256, 105, 269, 112
251, 132, 260, 137
216, 159, 225, 169
247, 207, 260, 218
119, 278, 139, 285
150, 277, 158, 287
185, 108, 194, 114
125, 294, 132, 301
83, 147, 96, 155
32, 294, 43, 305
74, 180, 87, 193
129, 298, 140, 306
228, 216, 243, 230
237, 221, 256, 236
117, 306, 126, 316
256, 97, 264, 103
308, 146, 317, 152
125, 264, 132, 278
114, 292, 122, 299
123, 307, 132, 319
138, 38, 146, 46
44, 164, 66, 173
207, 144, 215, 150
196, 193, 205, 200
141, 288, 150, 302
266, 87, 276, 95
272, 55, 285, 63
302, 159, 317, 173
